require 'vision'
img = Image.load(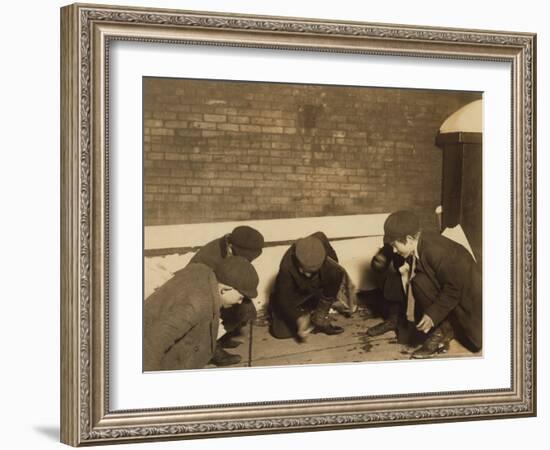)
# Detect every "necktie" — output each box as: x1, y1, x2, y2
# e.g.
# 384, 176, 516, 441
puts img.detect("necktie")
406, 256, 416, 323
